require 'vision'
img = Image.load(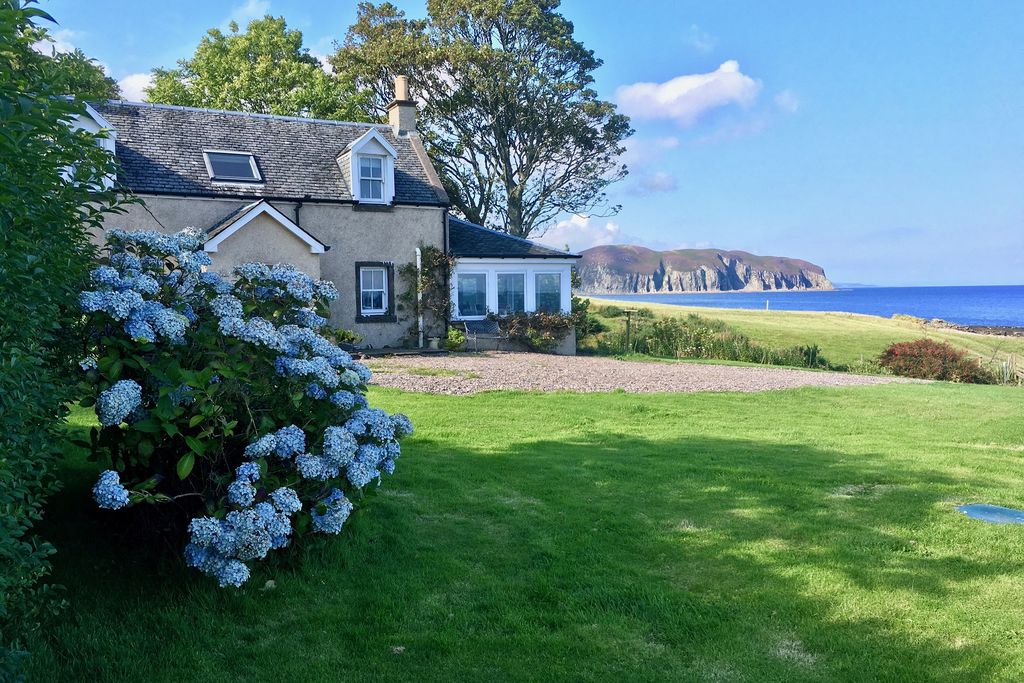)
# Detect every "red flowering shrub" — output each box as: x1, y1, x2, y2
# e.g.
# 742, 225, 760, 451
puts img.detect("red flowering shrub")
878, 339, 996, 383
